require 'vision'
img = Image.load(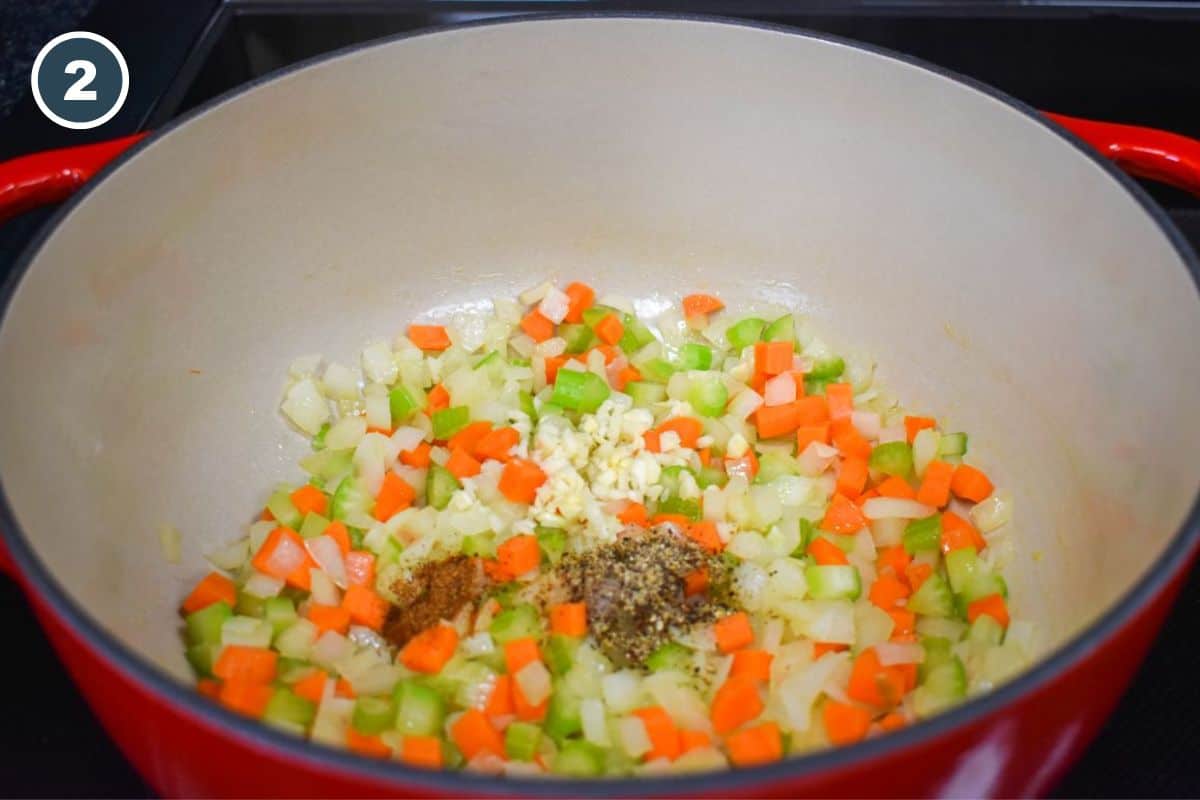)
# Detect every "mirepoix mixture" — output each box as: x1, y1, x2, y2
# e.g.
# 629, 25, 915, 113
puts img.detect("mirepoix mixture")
177, 280, 1031, 776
